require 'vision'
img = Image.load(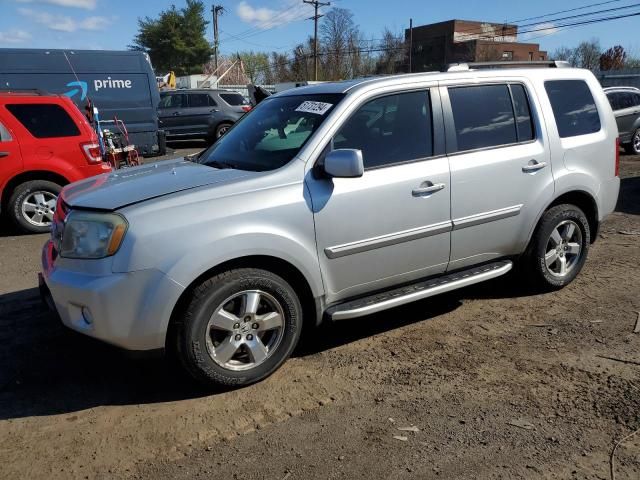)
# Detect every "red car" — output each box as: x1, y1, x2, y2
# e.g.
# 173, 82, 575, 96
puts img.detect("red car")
0, 92, 111, 233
